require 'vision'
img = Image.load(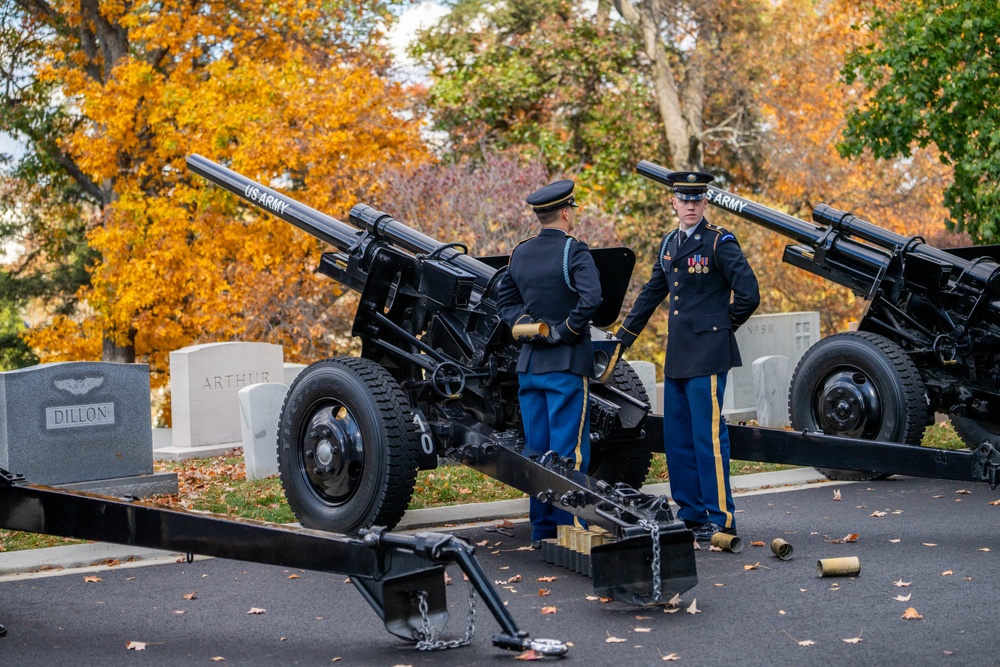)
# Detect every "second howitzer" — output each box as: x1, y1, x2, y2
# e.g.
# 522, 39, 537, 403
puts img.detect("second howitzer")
187, 155, 696, 605
640, 159, 1000, 481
